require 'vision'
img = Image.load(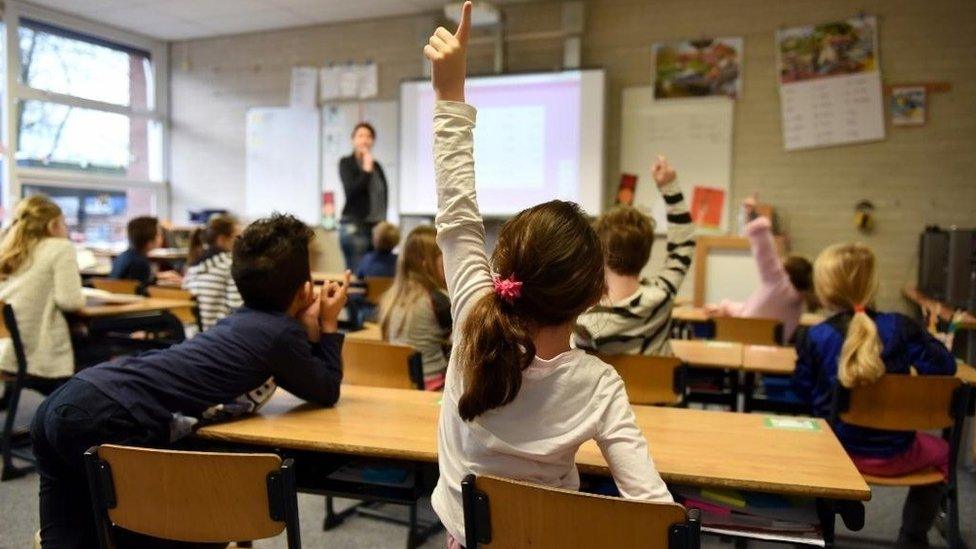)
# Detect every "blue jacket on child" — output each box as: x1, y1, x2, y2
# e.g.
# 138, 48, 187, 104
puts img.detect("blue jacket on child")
792, 310, 956, 458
